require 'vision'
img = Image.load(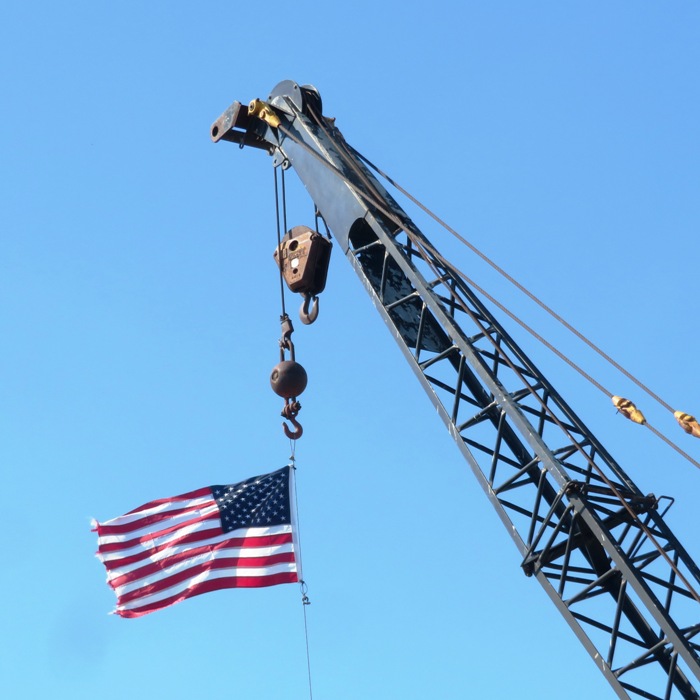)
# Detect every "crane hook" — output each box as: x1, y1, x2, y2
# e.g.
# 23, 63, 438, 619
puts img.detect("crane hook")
281, 399, 303, 440
282, 415, 304, 440
299, 293, 319, 325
